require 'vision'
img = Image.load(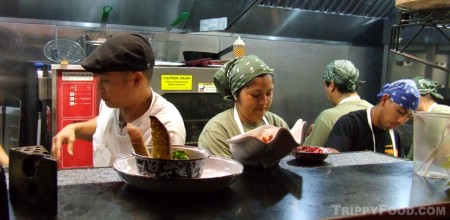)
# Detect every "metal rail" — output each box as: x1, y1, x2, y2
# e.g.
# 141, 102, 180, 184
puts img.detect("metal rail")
390, 8, 450, 73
